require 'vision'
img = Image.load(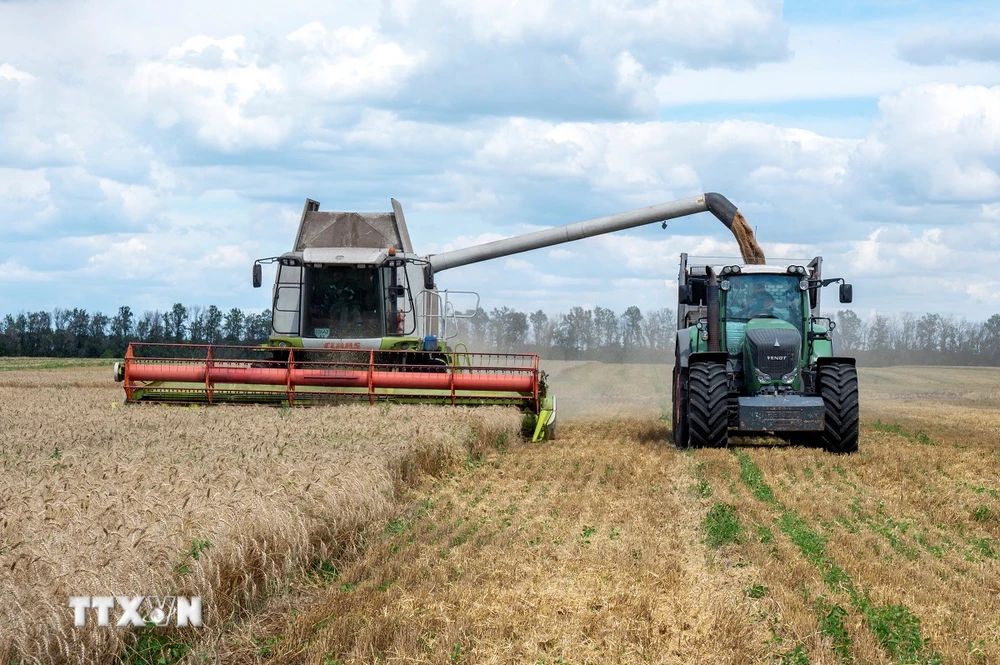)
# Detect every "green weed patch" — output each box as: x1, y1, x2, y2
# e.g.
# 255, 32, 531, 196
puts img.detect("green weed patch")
736, 451, 941, 664
871, 420, 936, 446
703, 503, 743, 548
